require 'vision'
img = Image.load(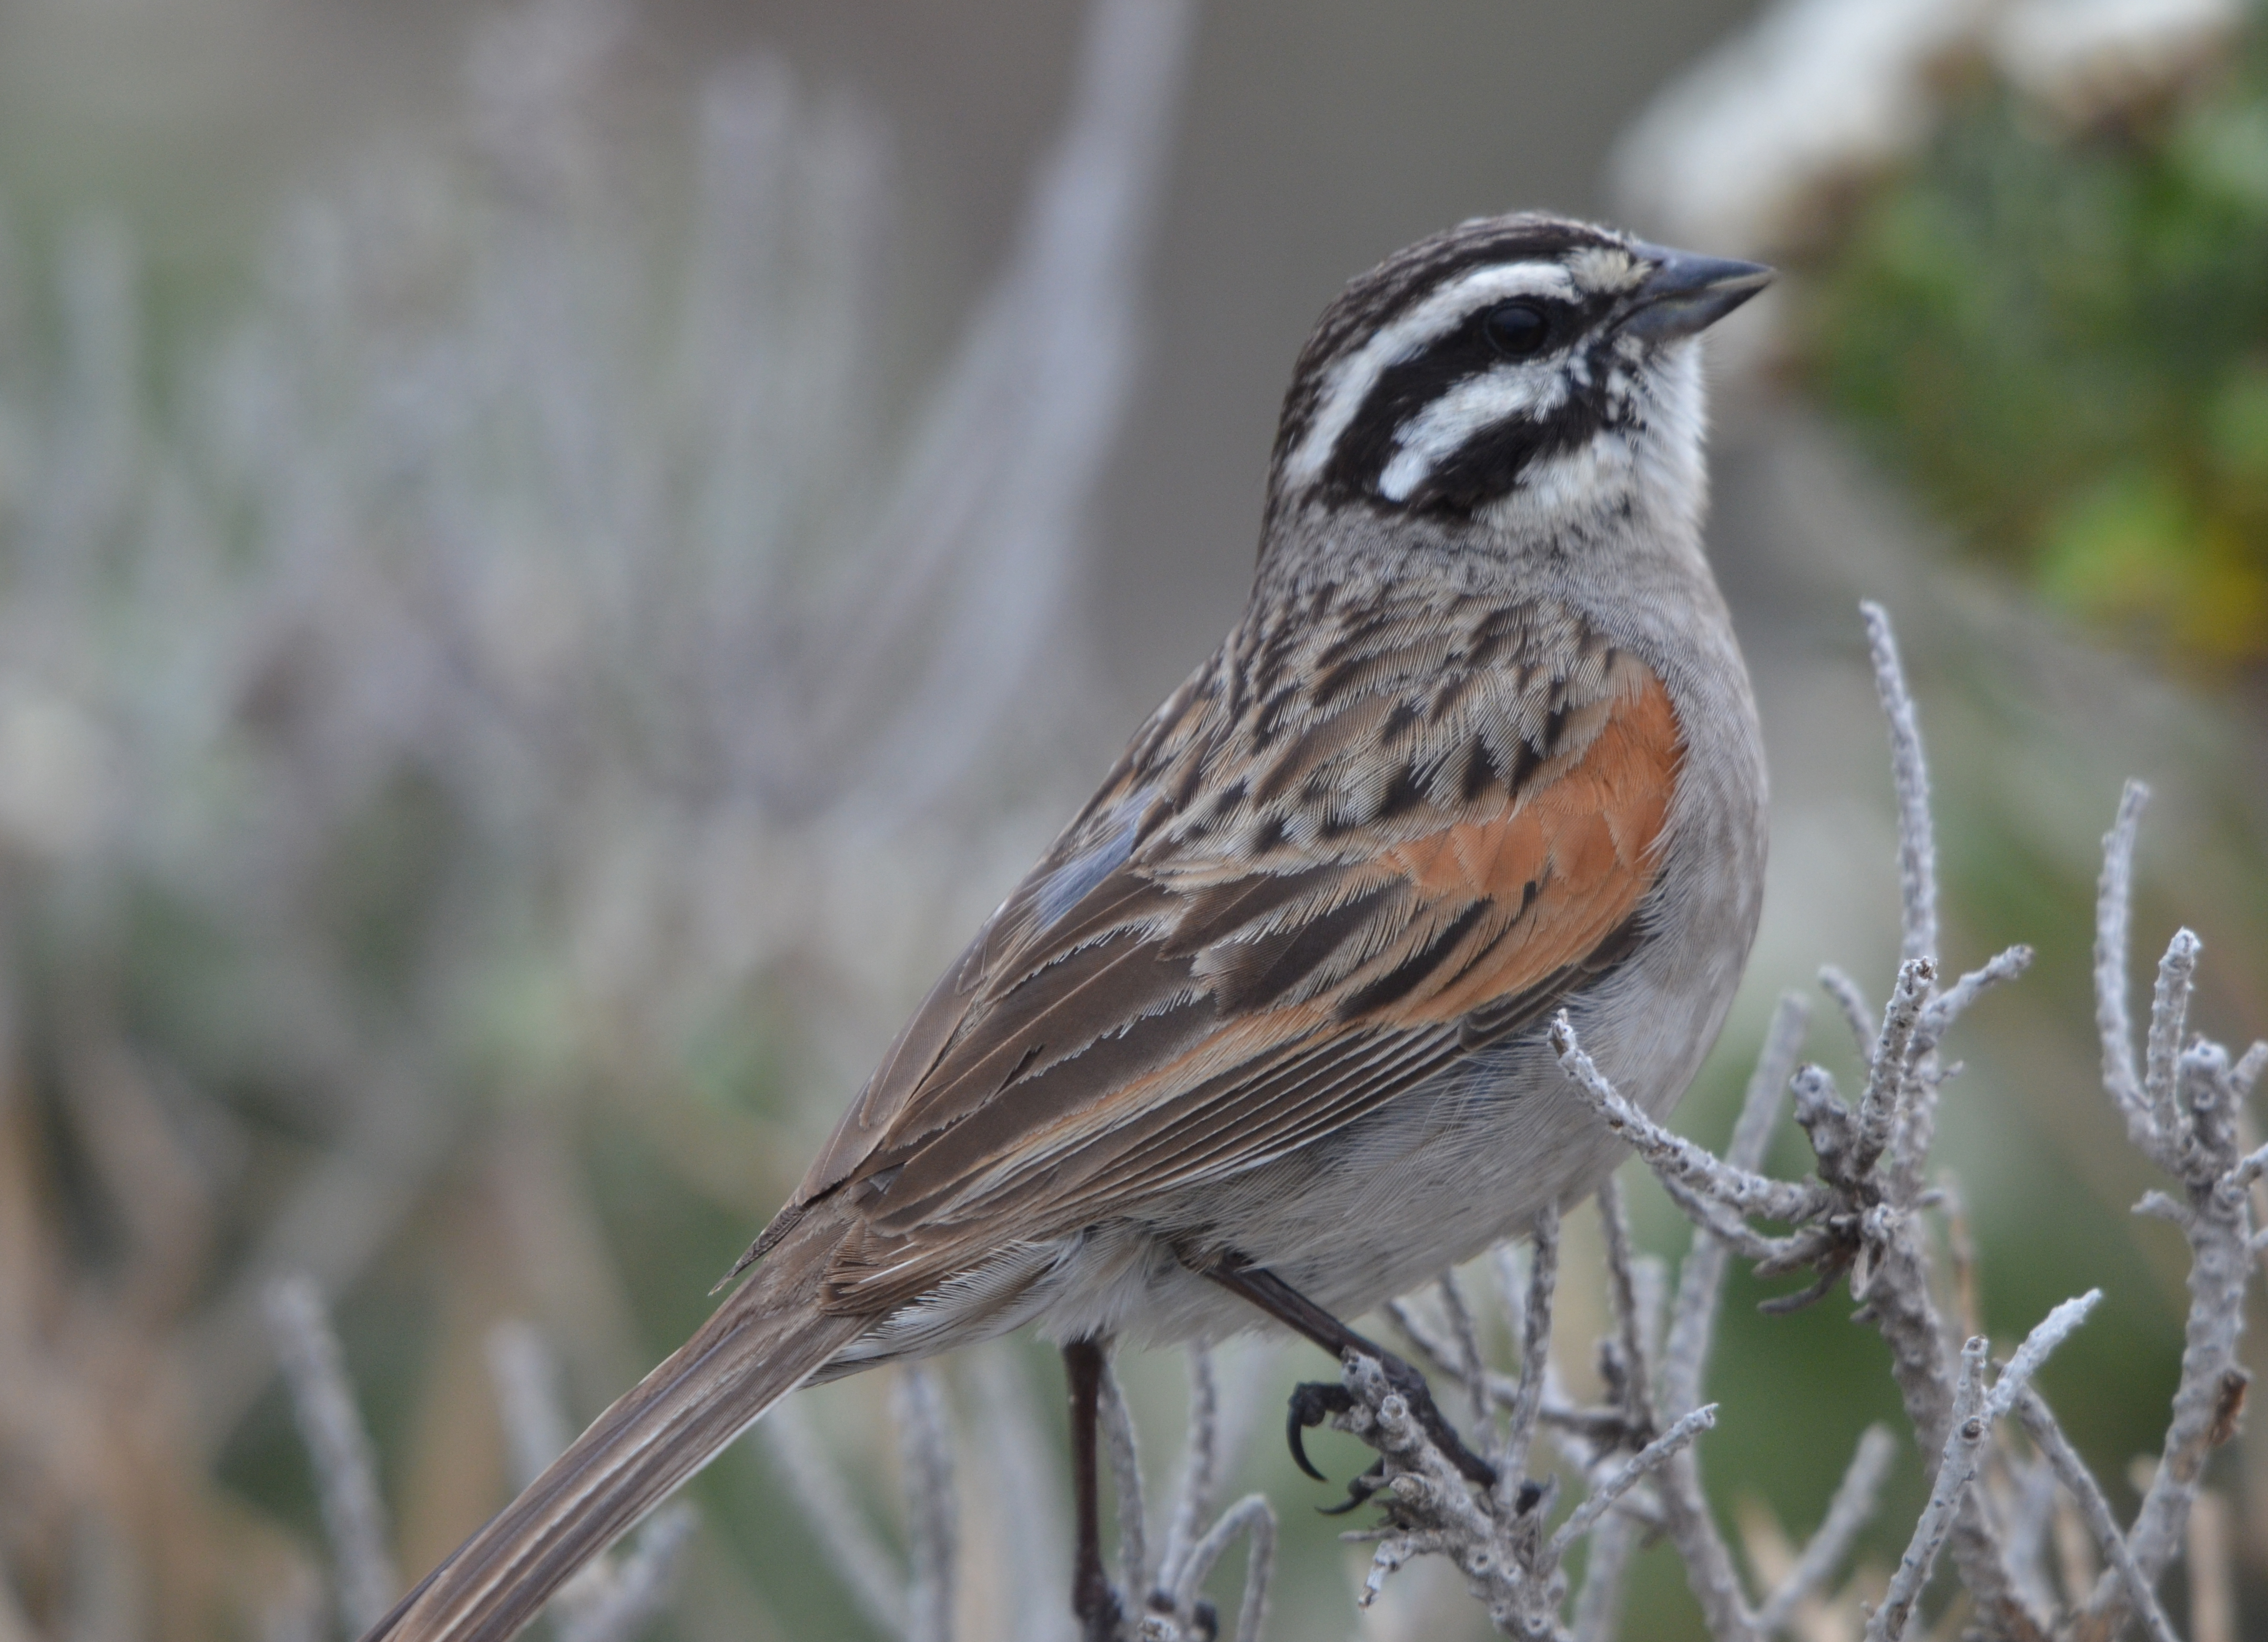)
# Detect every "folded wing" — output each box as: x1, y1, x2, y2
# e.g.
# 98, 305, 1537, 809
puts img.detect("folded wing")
764, 592, 1683, 1313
